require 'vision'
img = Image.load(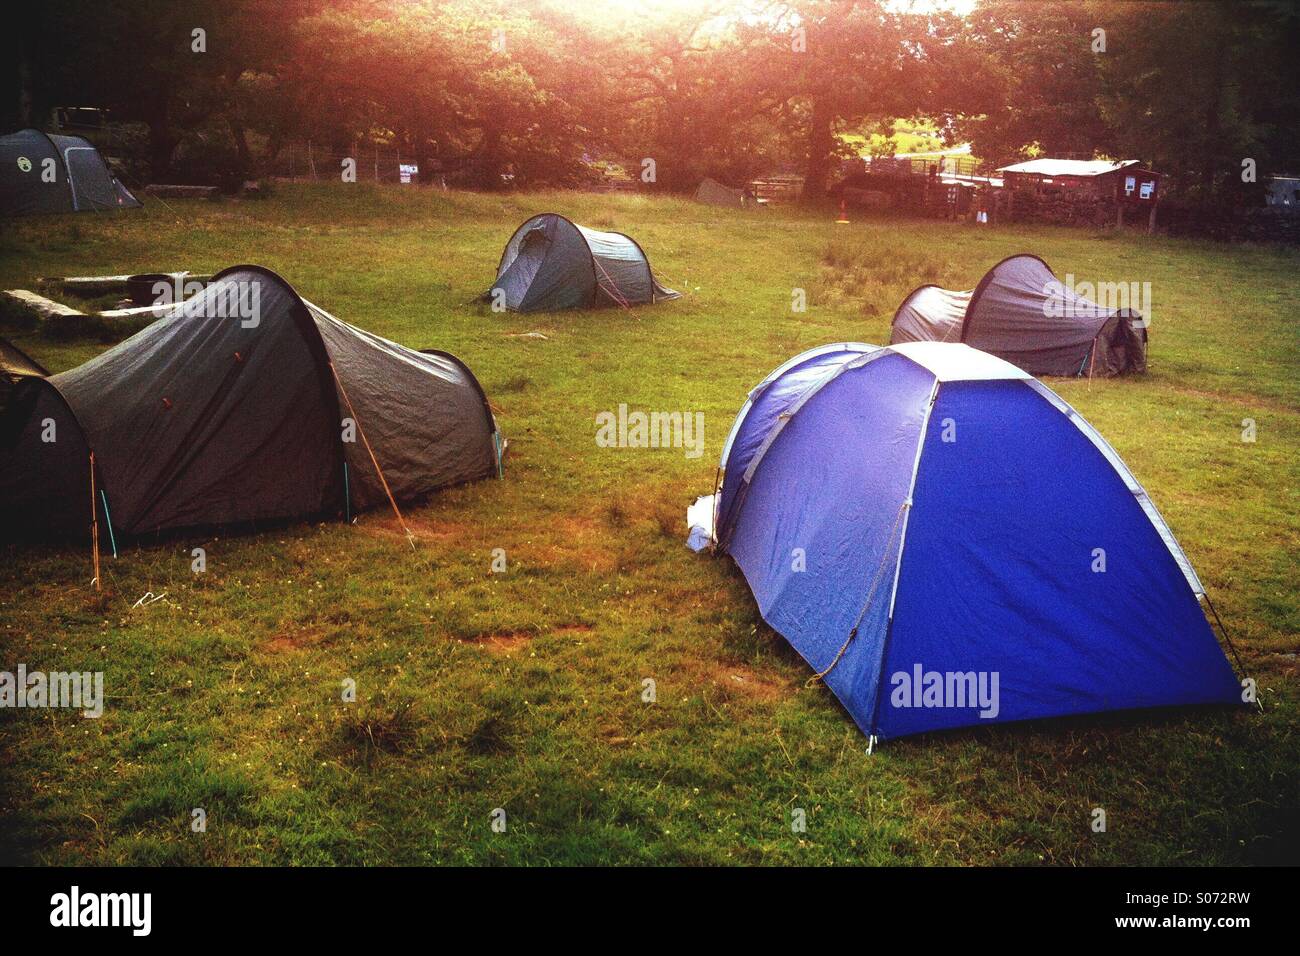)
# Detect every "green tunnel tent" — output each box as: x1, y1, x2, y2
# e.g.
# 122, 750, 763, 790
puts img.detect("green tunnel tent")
694, 177, 754, 208
0, 266, 503, 542
890, 254, 1147, 377
485, 213, 679, 312
0, 128, 140, 216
